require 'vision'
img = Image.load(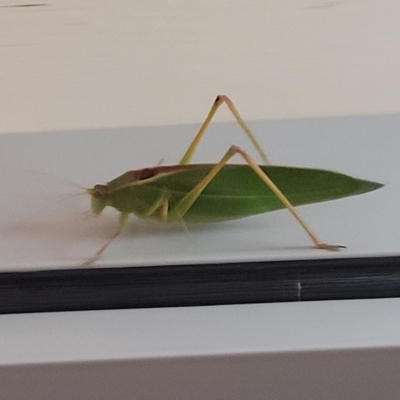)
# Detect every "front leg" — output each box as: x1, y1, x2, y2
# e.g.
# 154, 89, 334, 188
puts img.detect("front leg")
83, 212, 129, 266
